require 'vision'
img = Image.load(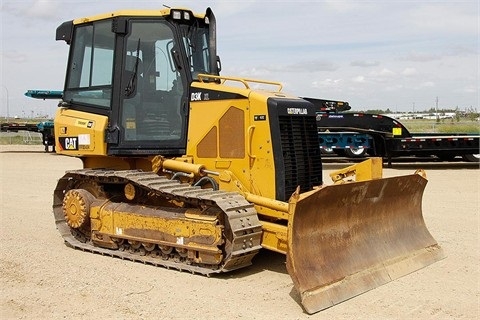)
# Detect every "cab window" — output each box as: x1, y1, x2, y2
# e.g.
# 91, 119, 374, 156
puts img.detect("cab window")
64, 20, 114, 108
121, 21, 185, 143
